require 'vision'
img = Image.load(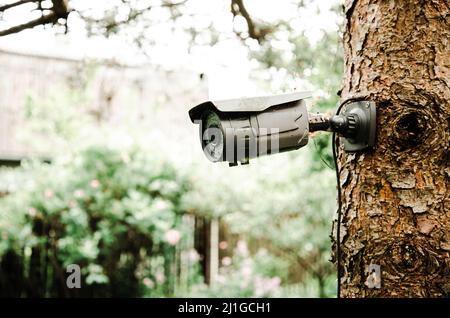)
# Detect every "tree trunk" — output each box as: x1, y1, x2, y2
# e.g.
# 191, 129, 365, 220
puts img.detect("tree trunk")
337, 0, 450, 297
